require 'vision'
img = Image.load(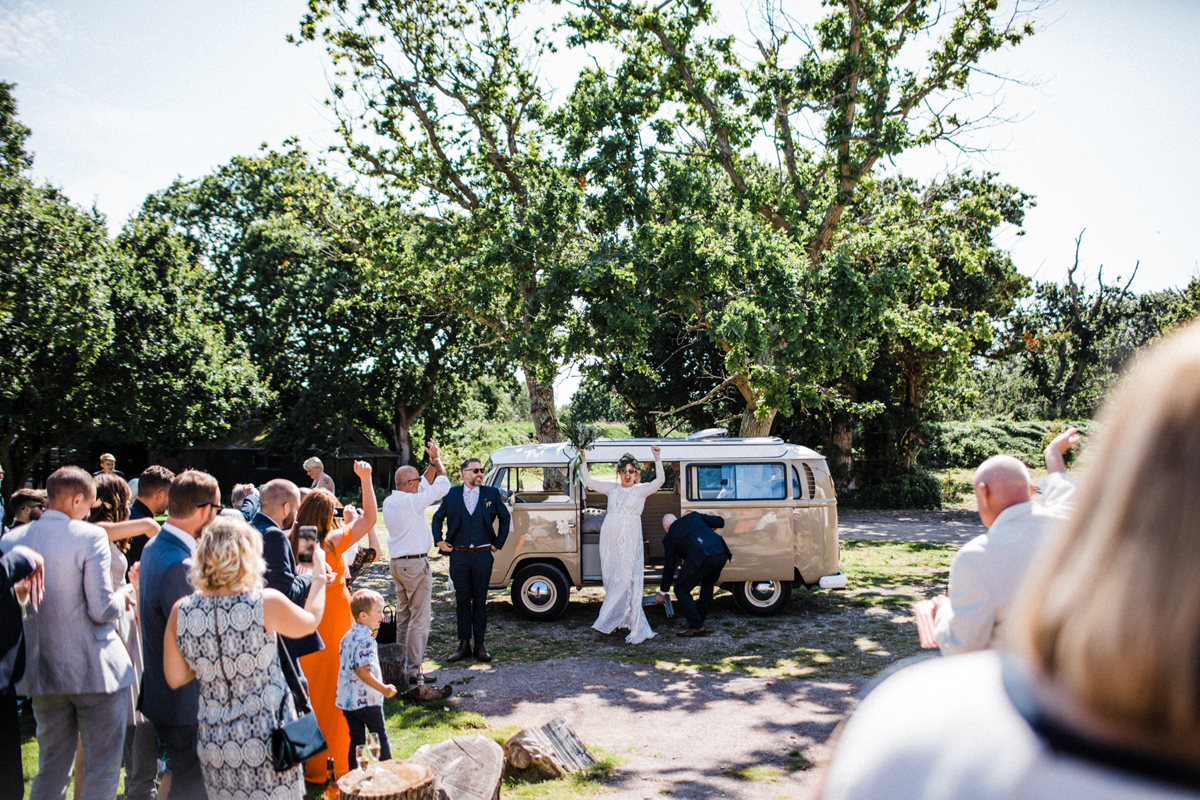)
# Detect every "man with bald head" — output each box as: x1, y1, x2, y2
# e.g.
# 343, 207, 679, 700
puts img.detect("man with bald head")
381, 440, 449, 685
931, 427, 1081, 654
